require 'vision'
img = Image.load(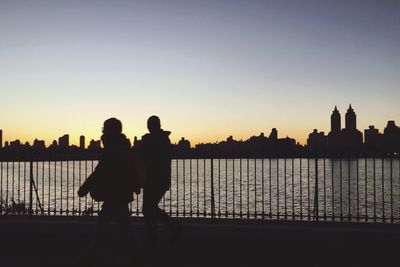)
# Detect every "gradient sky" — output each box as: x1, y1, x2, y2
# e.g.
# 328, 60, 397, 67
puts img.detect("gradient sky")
1, 0, 399, 146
